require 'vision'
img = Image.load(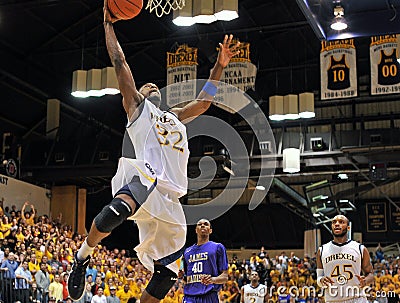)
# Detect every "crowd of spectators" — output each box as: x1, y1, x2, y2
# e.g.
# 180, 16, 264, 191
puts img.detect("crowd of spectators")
0, 199, 399, 303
